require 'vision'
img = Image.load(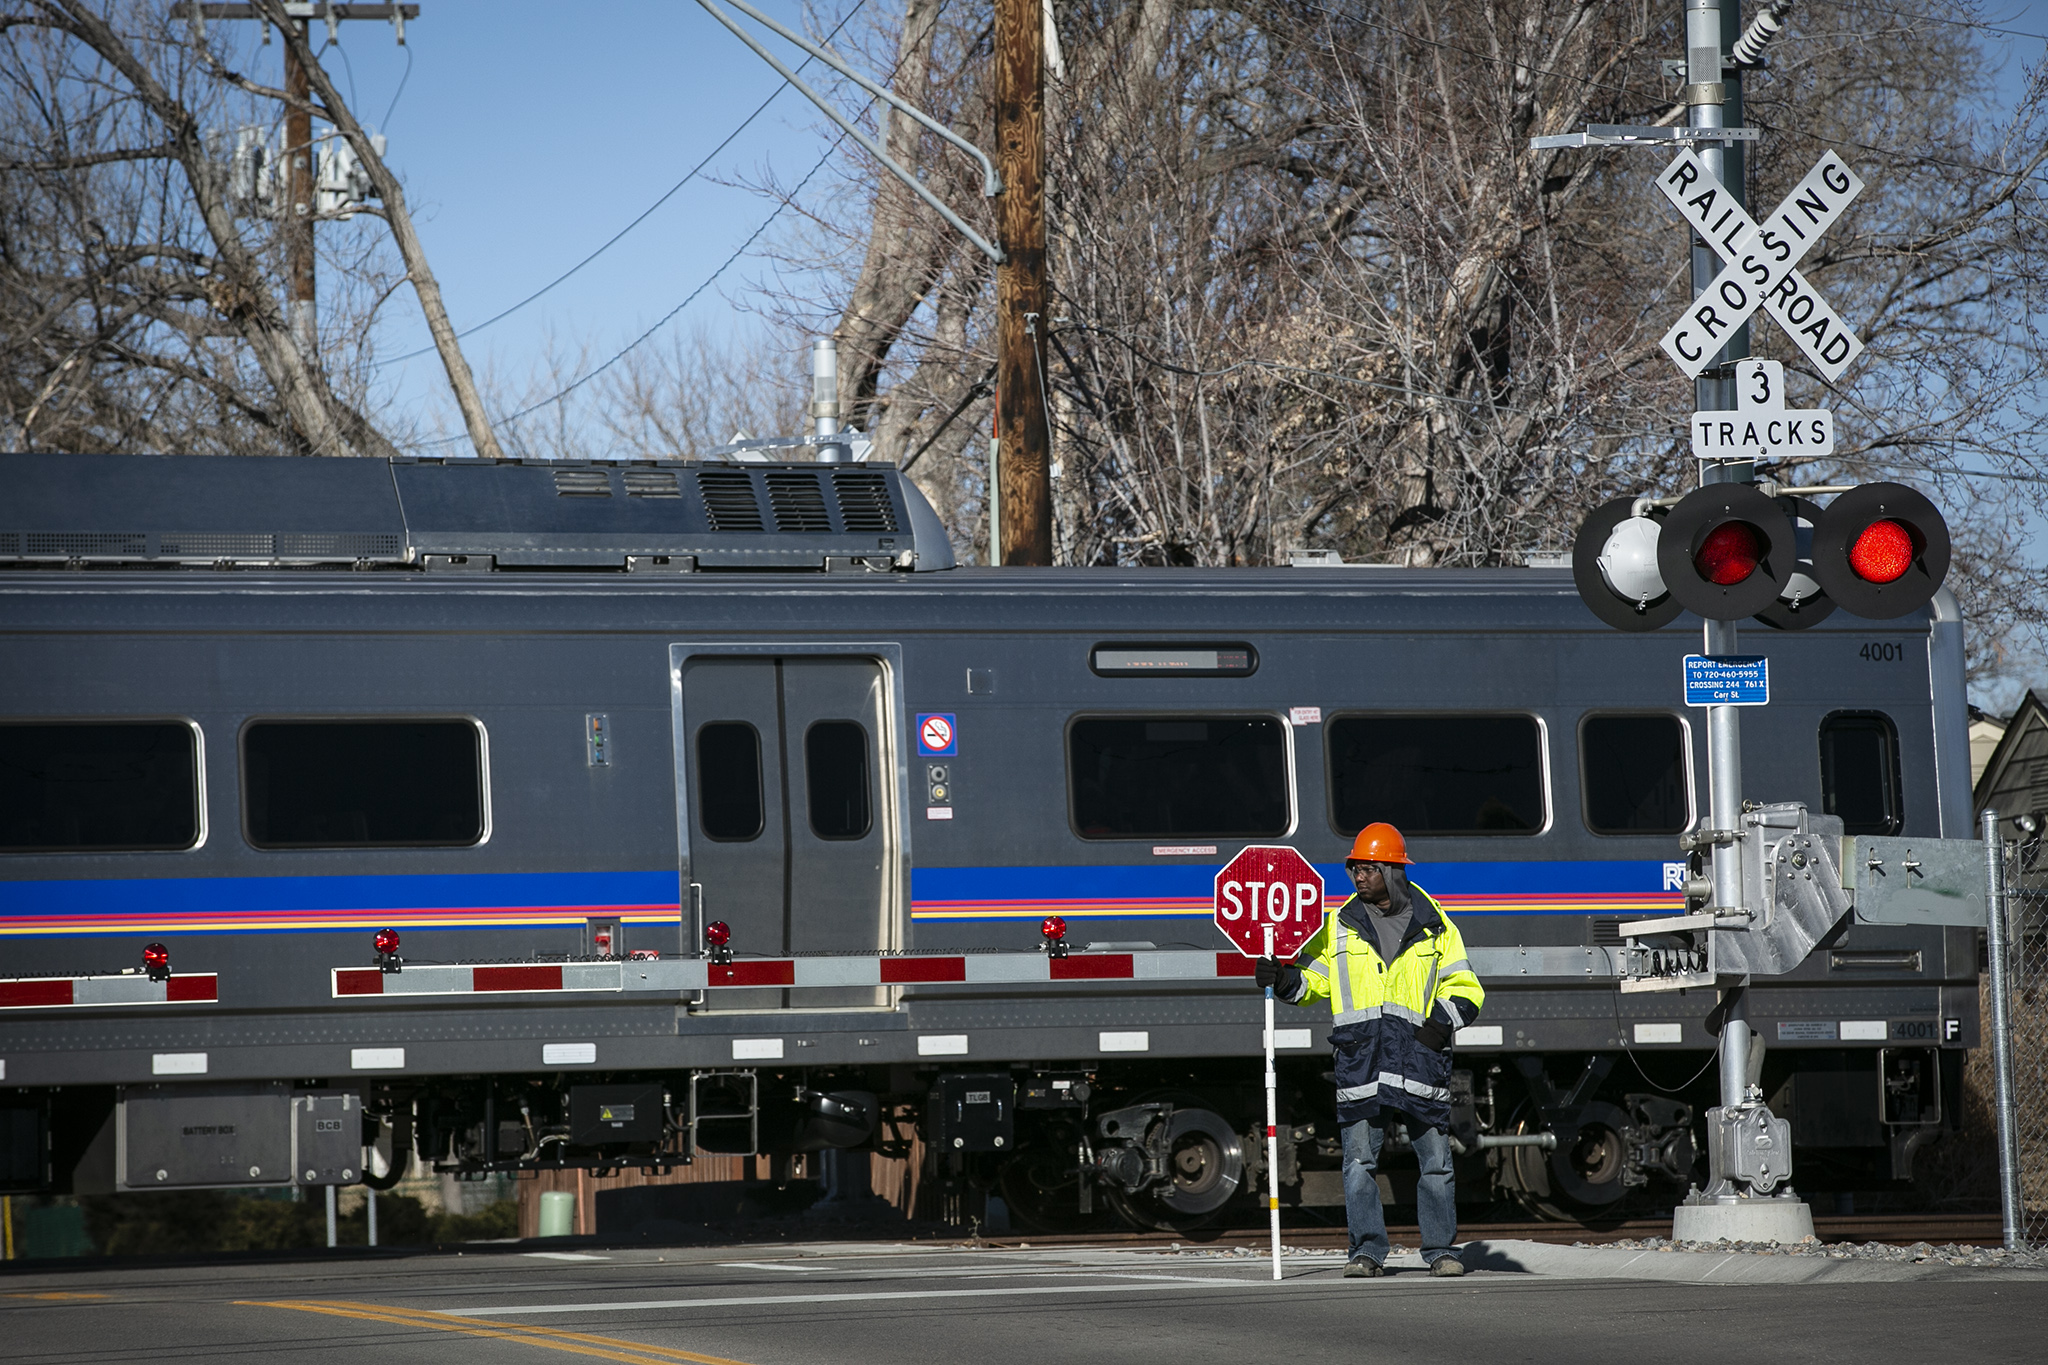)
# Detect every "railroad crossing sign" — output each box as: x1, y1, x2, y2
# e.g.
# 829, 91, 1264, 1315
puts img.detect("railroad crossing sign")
1657, 149, 1866, 382
1691, 360, 1834, 462
1214, 845, 1326, 959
